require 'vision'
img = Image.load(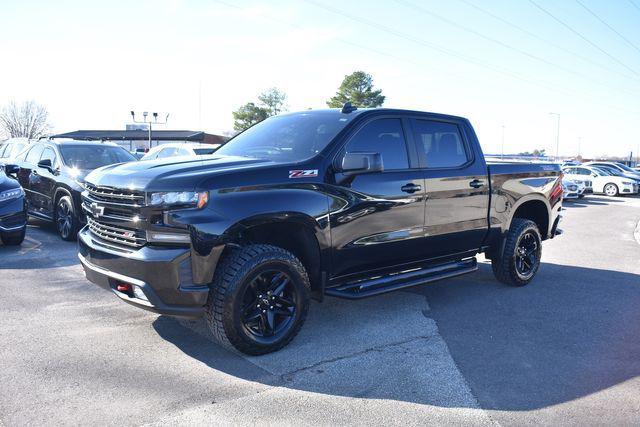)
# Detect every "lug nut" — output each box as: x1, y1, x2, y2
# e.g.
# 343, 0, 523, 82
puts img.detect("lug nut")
262, 310, 266, 313
270, 306, 274, 309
